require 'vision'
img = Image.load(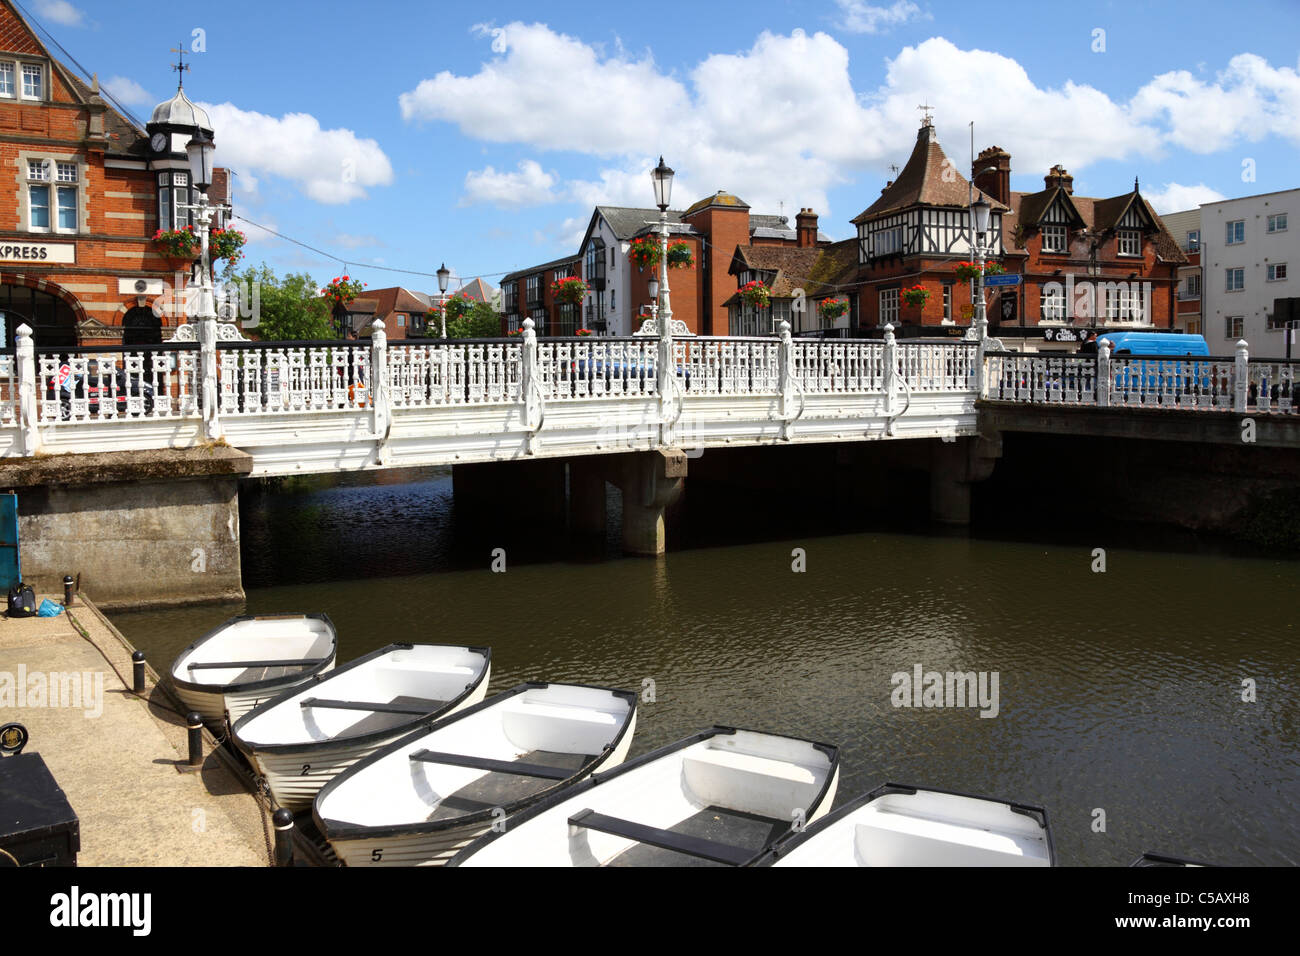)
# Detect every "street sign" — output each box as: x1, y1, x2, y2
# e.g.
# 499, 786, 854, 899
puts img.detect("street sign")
984, 274, 1021, 287
960, 305, 975, 319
